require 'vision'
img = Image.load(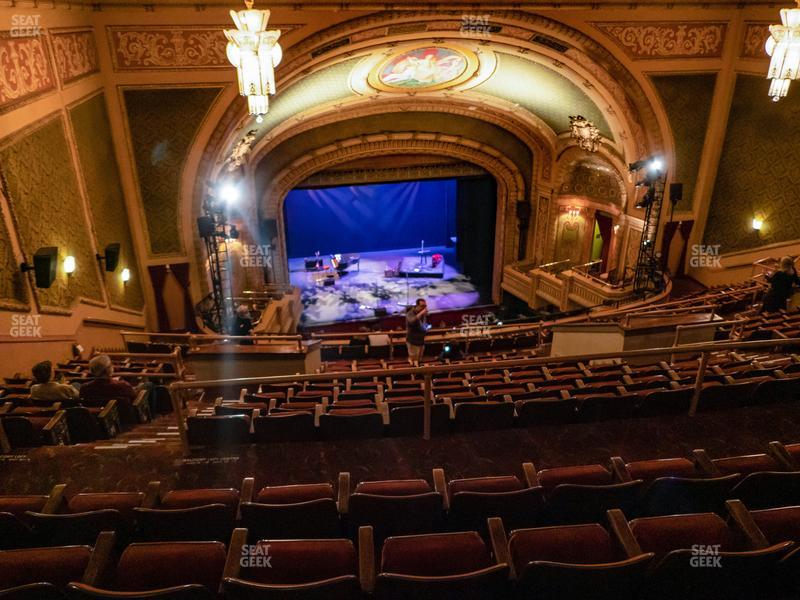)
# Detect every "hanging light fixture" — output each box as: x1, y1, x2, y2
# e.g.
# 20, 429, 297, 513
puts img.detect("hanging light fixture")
766, 2, 800, 102
224, 0, 282, 117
